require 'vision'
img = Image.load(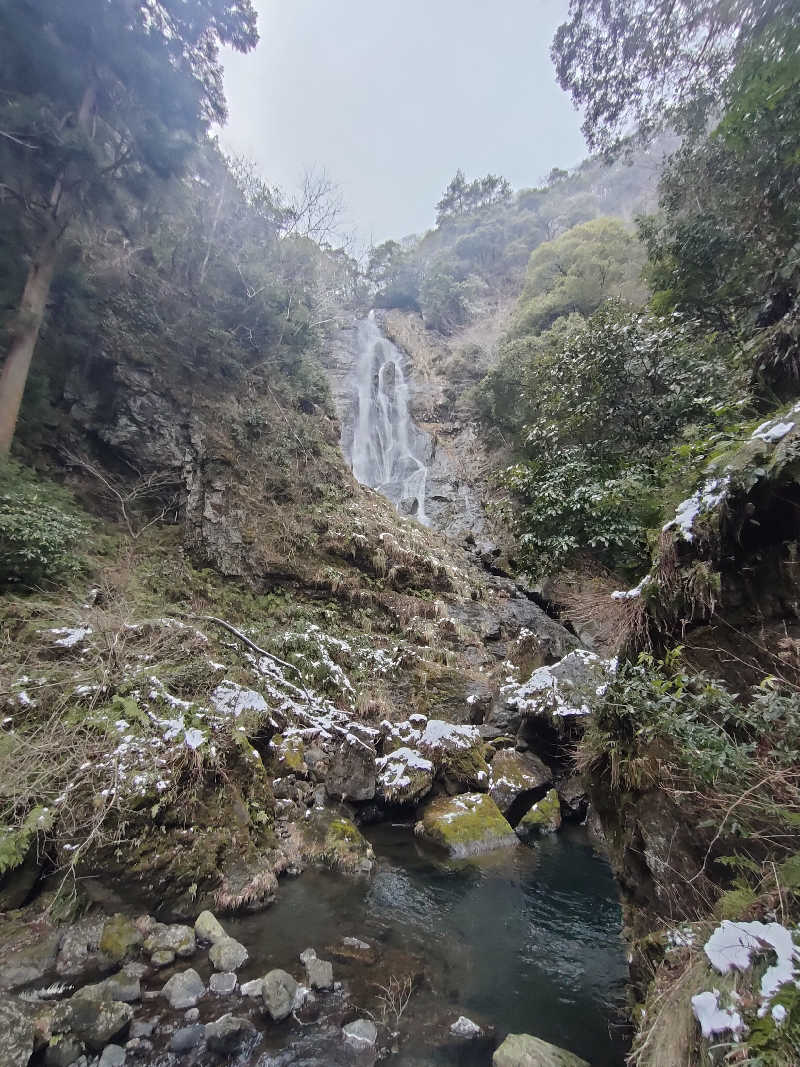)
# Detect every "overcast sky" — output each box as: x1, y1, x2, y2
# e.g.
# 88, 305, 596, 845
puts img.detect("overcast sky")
220, 0, 586, 246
